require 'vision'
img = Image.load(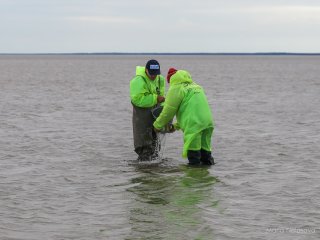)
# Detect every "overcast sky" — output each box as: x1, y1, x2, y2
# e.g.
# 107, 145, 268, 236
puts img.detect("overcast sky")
1, 0, 320, 53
